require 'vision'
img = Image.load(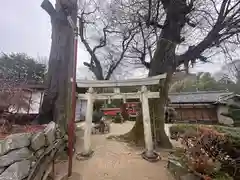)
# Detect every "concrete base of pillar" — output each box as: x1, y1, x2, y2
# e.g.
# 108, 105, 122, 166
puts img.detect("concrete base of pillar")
56, 172, 82, 180
141, 151, 160, 162
76, 150, 94, 161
